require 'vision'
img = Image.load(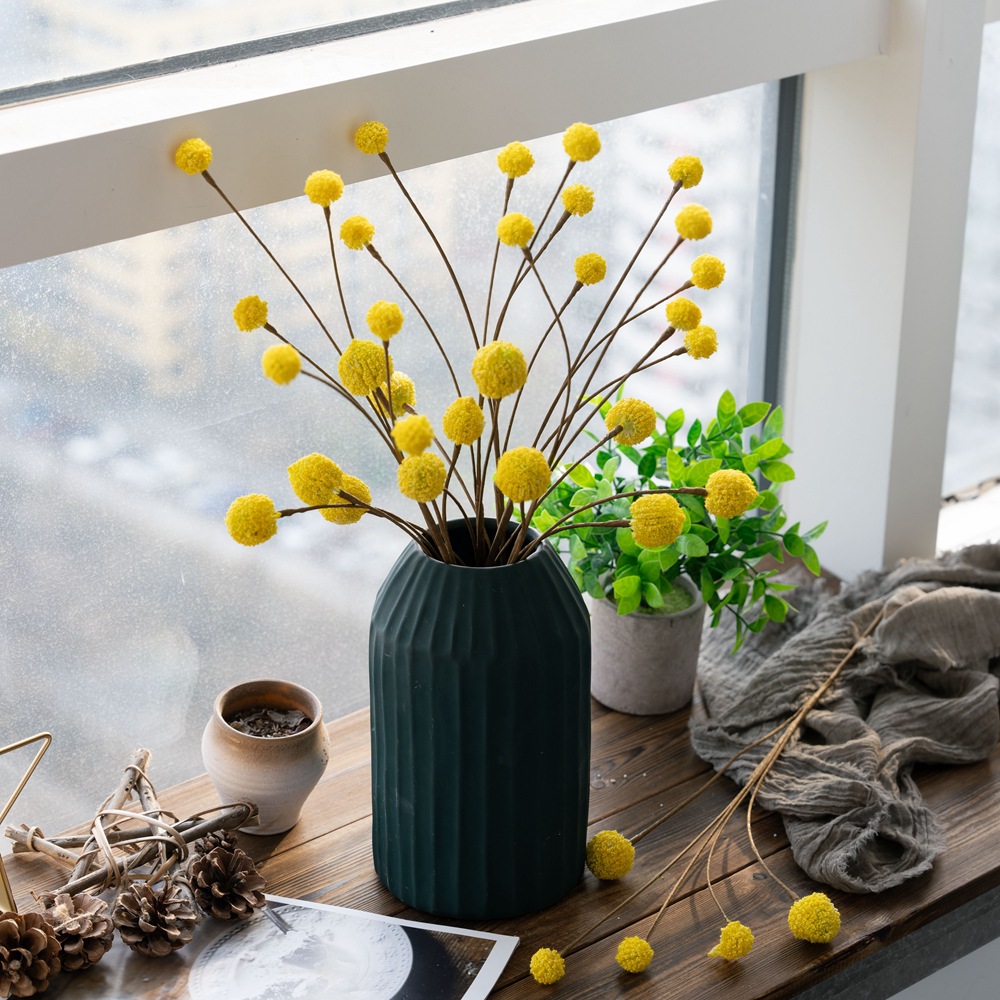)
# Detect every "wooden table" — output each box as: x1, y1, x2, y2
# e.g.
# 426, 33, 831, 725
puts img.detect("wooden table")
6, 700, 1000, 998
